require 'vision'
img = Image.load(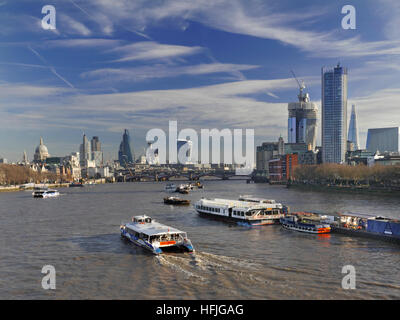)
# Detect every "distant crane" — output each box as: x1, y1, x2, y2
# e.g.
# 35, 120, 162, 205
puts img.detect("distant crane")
290, 70, 308, 102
